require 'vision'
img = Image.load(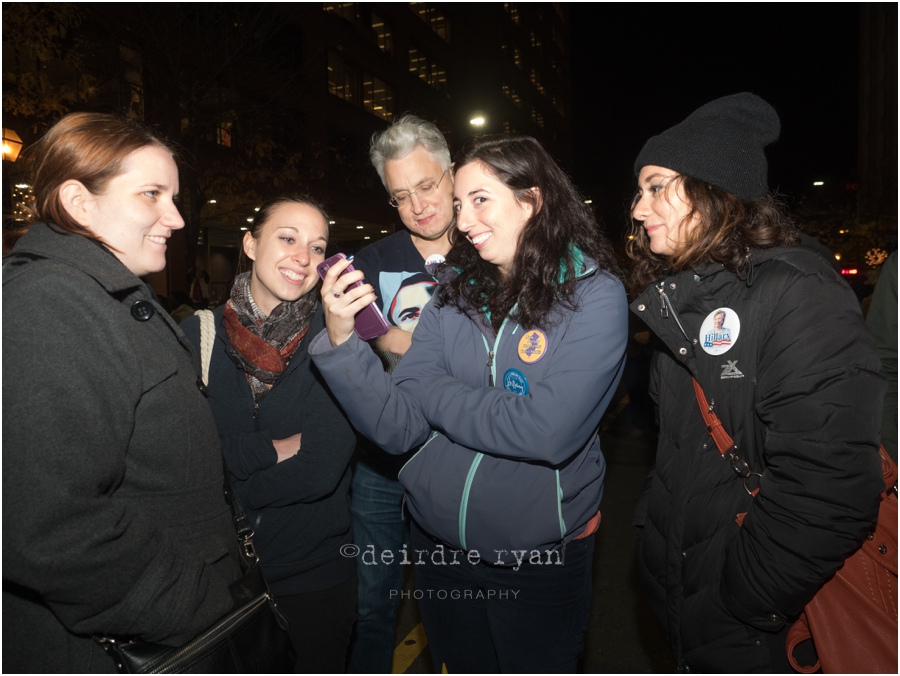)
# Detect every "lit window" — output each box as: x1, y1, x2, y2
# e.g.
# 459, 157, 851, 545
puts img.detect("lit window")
372, 12, 392, 54
530, 69, 546, 96
410, 3, 451, 42
324, 3, 358, 23
328, 49, 394, 121
504, 3, 520, 25
328, 50, 358, 103
363, 75, 393, 121
502, 84, 522, 109
409, 49, 448, 96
